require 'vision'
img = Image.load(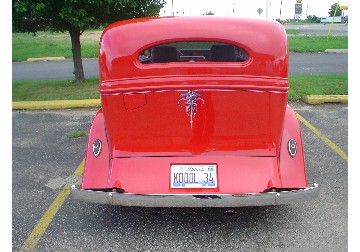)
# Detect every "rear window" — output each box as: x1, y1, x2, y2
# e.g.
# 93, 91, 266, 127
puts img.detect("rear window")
139, 41, 248, 64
